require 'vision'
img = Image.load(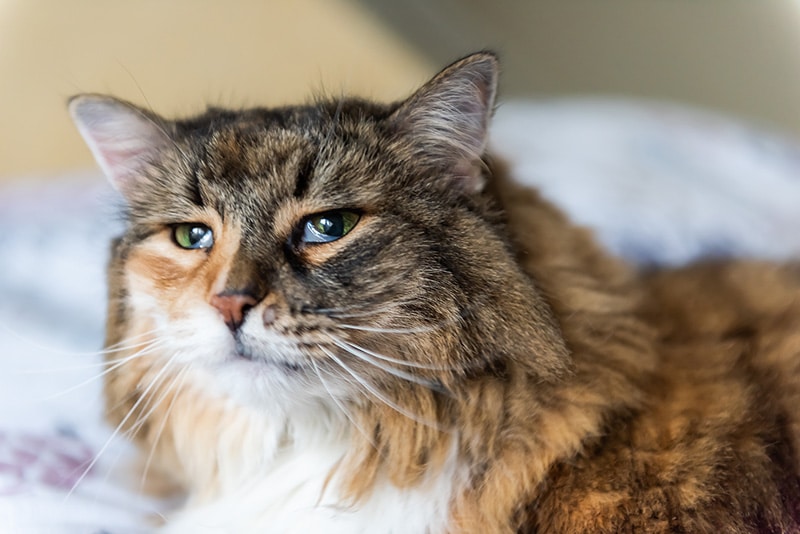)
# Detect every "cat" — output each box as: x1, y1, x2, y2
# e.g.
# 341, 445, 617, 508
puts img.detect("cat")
68, 51, 800, 533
